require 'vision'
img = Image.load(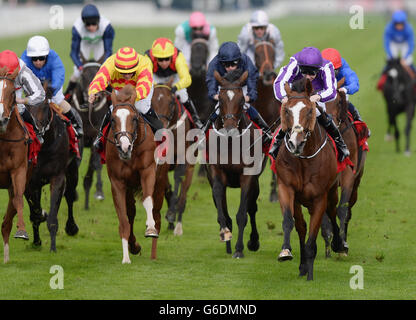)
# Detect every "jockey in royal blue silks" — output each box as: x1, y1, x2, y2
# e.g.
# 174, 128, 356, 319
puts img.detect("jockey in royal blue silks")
64, 3, 115, 101
269, 46, 350, 161
322, 48, 363, 122
21, 35, 84, 138
203, 41, 272, 149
